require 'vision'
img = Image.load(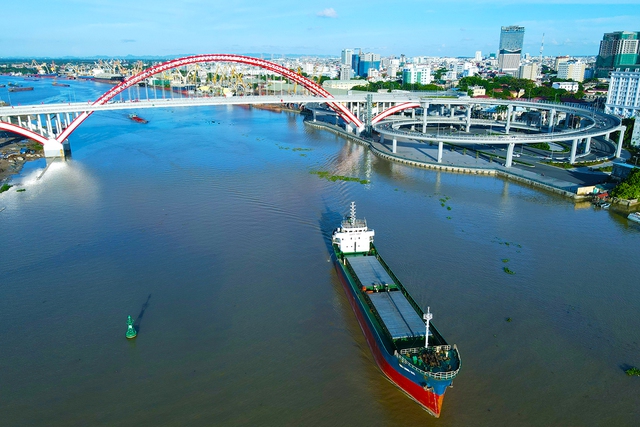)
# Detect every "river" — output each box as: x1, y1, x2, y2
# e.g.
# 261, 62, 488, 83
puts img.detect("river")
1, 76, 640, 426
